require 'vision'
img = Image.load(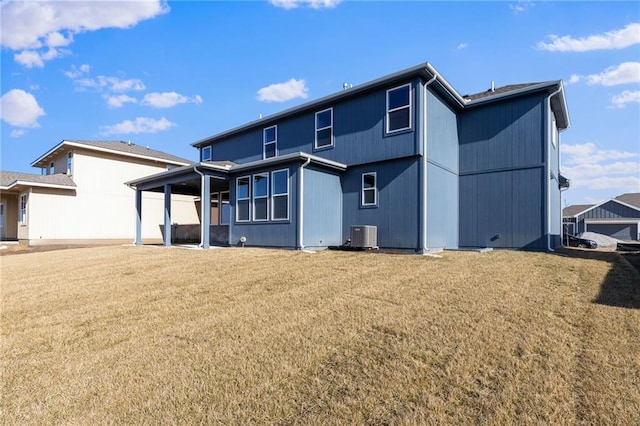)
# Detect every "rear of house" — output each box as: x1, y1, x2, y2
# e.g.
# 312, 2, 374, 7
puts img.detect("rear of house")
128, 62, 570, 252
